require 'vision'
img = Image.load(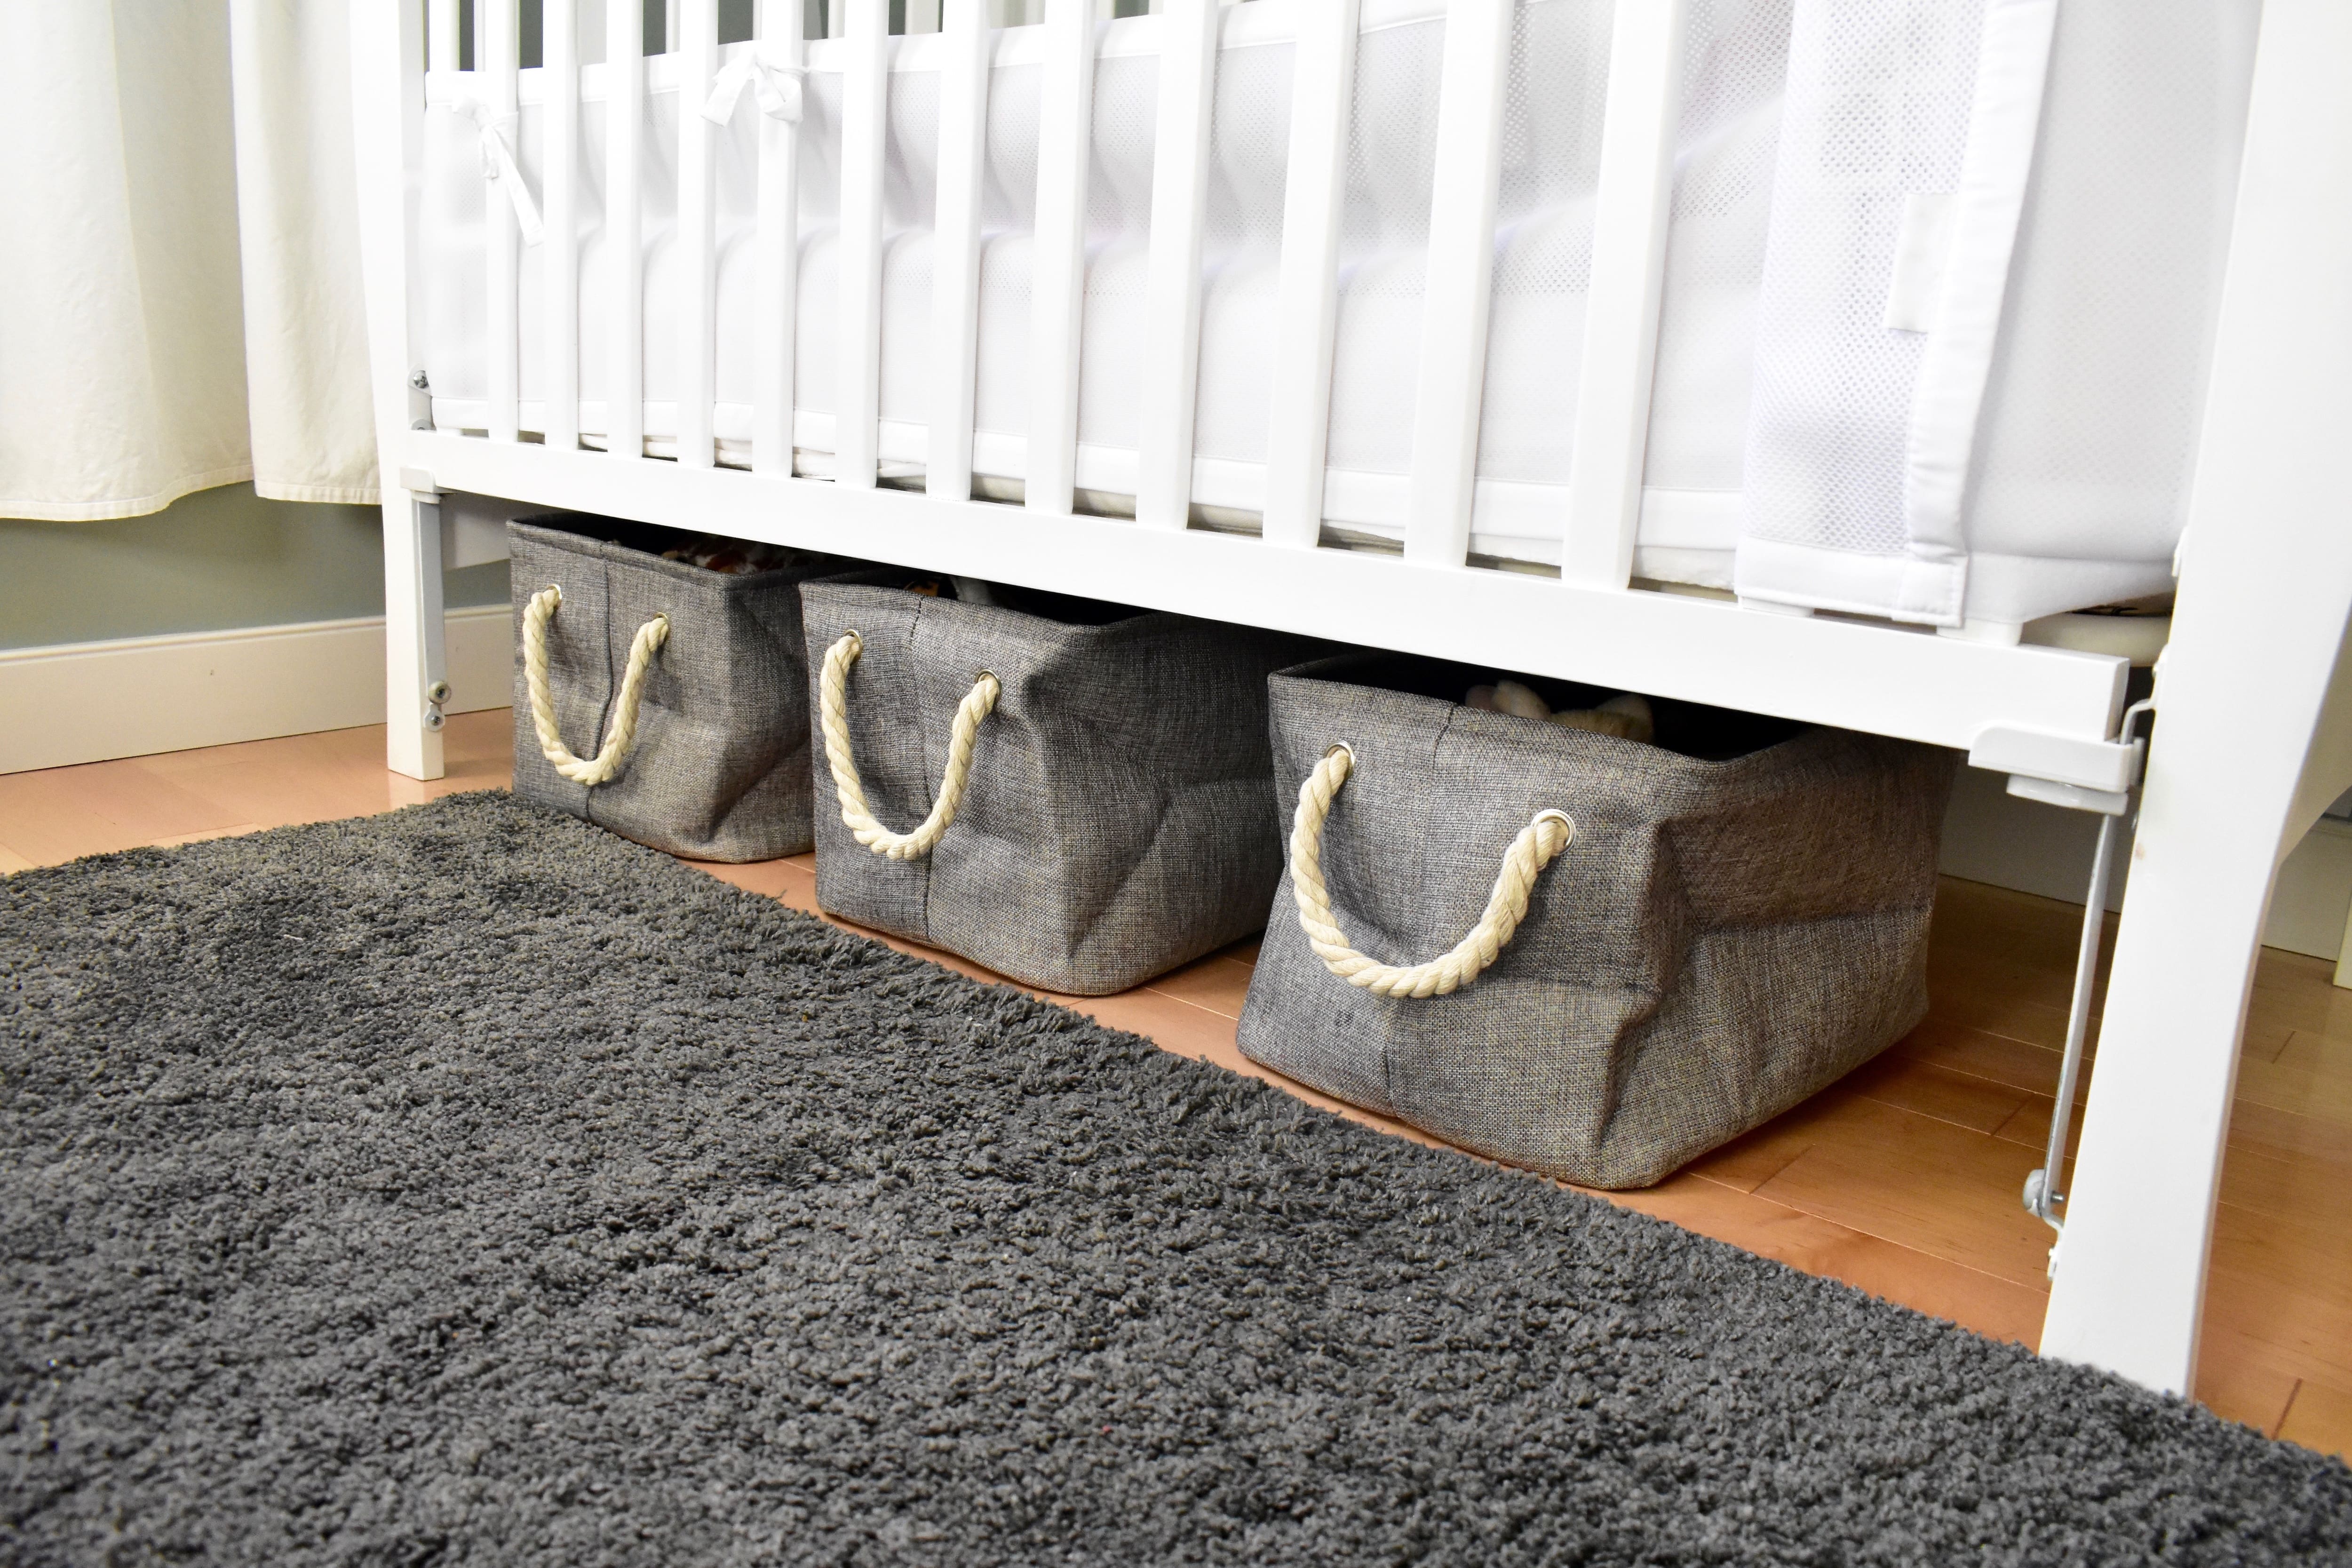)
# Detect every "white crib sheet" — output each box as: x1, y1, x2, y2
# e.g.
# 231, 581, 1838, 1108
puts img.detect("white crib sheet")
420, 0, 1789, 587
